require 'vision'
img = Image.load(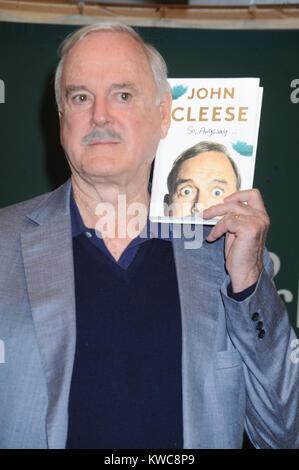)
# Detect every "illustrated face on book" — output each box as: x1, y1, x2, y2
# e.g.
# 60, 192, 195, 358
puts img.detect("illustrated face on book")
166, 150, 239, 217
